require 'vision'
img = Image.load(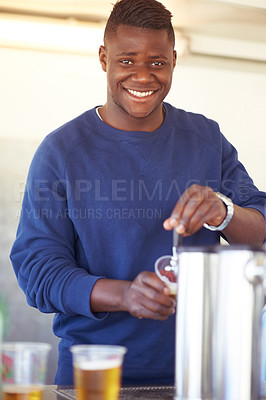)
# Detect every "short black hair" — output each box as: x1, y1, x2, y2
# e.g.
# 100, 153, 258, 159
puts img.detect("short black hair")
104, 0, 175, 47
